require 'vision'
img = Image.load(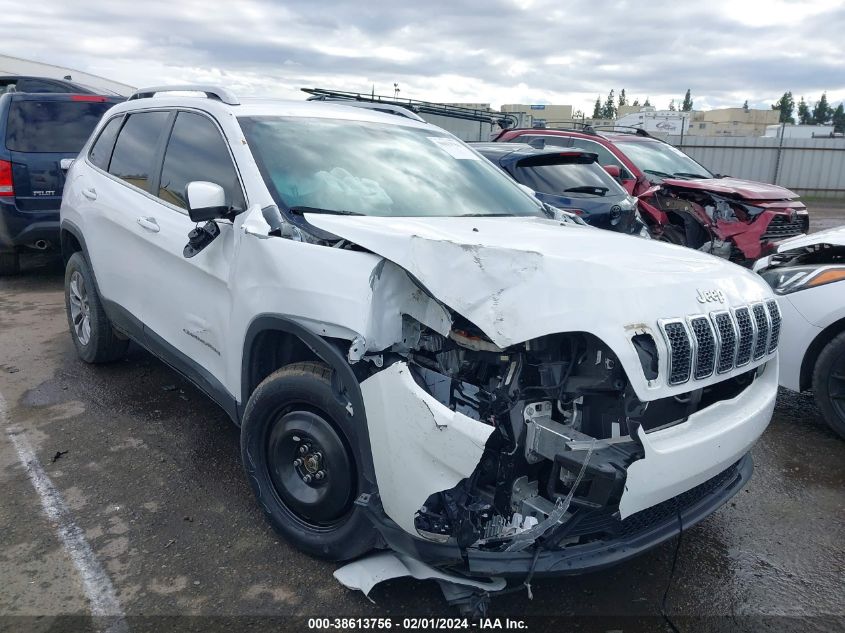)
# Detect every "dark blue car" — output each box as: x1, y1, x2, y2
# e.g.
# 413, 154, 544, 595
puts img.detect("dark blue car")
0, 92, 122, 274
471, 142, 648, 236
